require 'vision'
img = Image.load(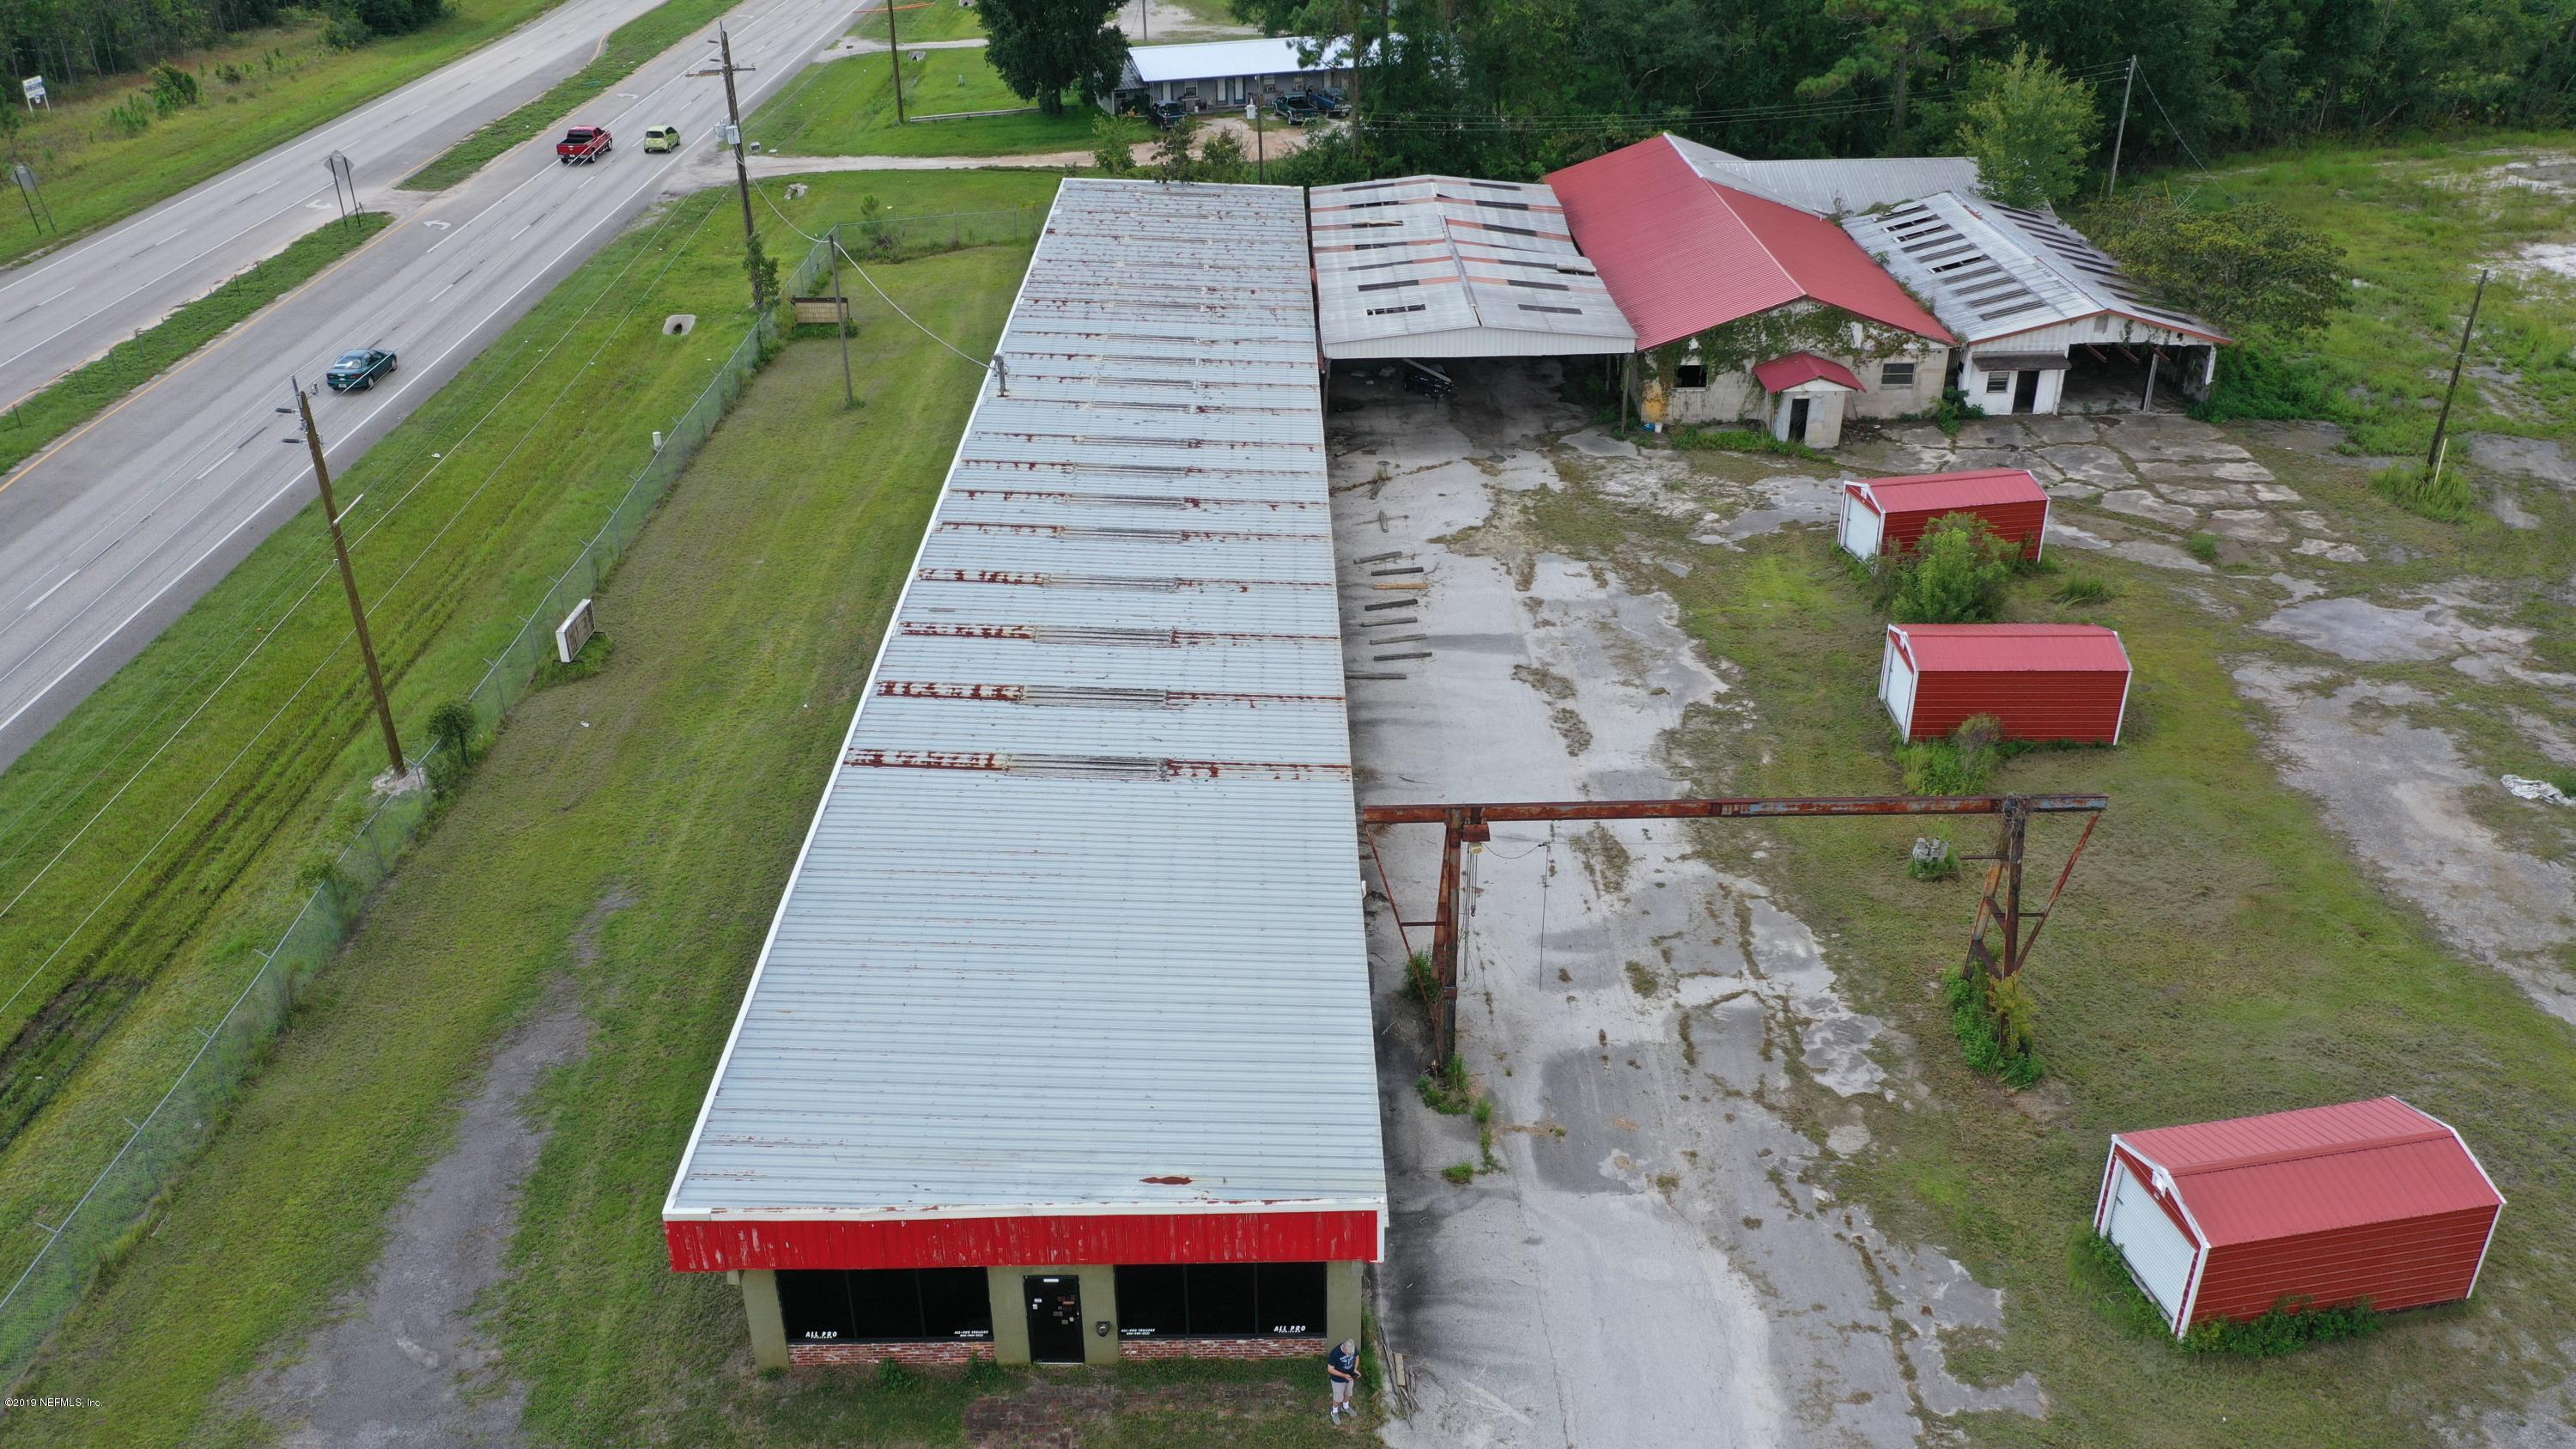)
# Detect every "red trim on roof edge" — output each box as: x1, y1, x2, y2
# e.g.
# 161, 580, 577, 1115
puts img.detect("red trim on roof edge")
665, 1209, 1384, 1271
